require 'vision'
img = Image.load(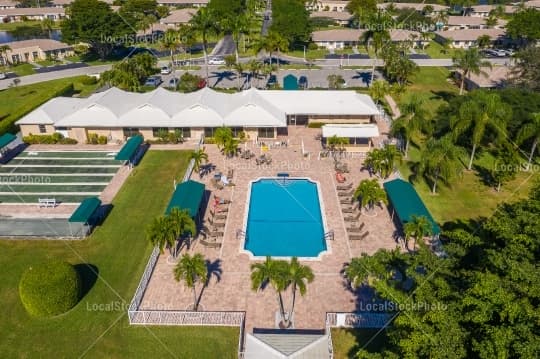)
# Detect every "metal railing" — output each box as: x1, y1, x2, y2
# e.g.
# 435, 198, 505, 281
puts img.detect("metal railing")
324, 230, 334, 241
128, 246, 160, 315
129, 310, 245, 326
